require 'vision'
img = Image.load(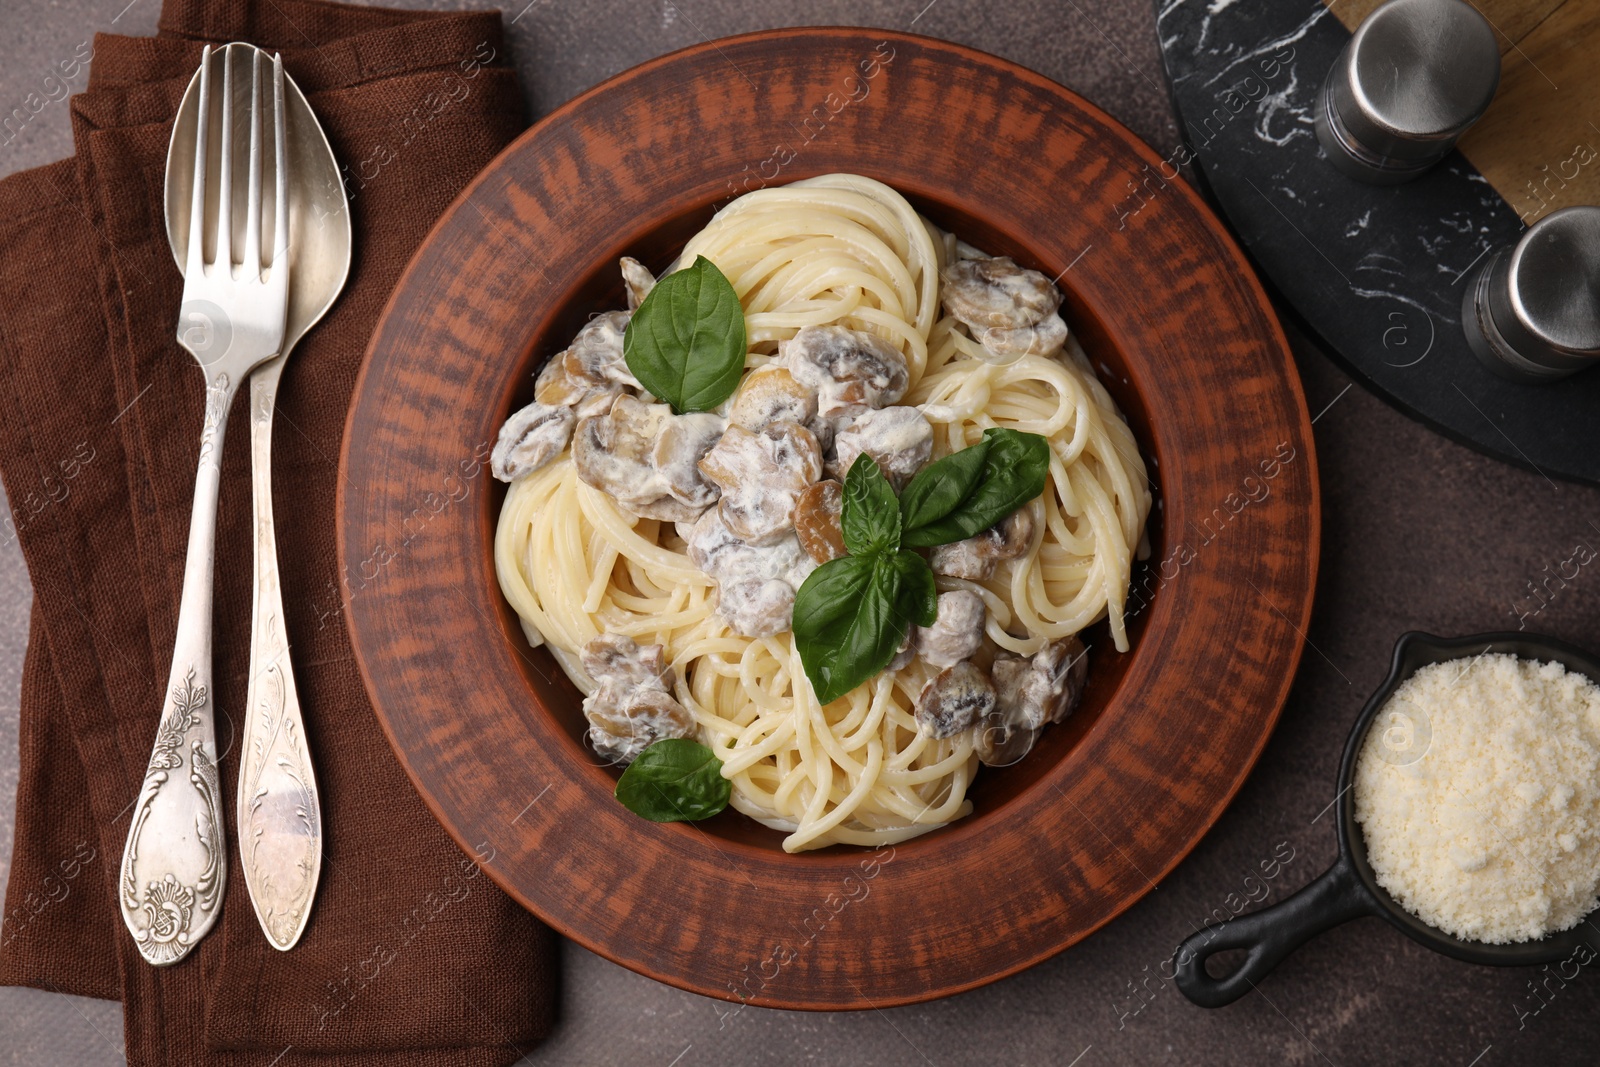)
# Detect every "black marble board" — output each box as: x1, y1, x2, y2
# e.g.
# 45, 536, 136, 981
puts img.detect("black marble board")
1154, 0, 1597, 486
